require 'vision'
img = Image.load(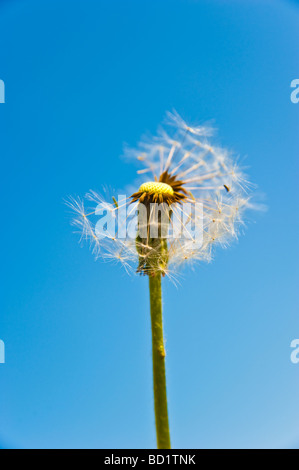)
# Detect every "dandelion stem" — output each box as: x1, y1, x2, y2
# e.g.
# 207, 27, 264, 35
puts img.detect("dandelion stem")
149, 273, 171, 449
